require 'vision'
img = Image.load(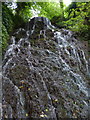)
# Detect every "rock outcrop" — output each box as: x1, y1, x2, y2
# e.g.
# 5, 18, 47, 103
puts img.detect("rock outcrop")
2, 17, 89, 119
